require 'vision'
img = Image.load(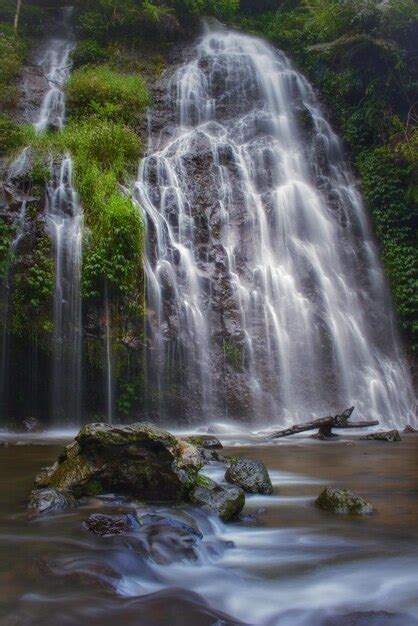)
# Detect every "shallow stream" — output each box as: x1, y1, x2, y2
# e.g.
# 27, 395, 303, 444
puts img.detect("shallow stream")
1, 431, 417, 625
